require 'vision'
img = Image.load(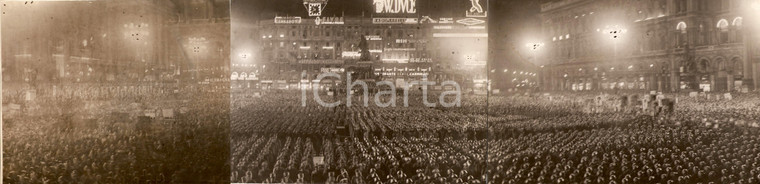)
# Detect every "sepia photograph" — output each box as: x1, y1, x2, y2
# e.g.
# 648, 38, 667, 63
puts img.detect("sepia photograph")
3, 0, 760, 183
230, 0, 488, 183
2, 0, 231, 183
